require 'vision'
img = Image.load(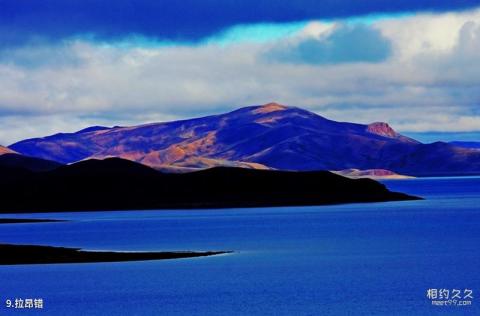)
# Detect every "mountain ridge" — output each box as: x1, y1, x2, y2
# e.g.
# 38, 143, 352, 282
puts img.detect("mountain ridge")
449, 141, 480, 149
0, 157, 420, 213
8, 103, 480, 176
0, 145, 16, 155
